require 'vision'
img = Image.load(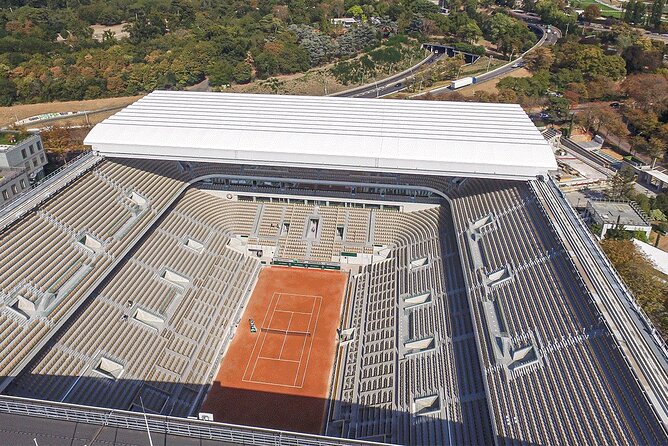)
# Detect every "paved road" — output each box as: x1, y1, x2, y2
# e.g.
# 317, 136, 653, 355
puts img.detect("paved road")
411, 23, 560, 98
478, 23, 559, 78
333, 51, 443, 99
